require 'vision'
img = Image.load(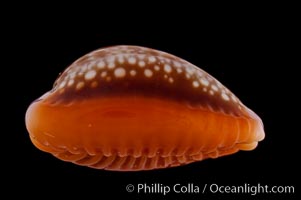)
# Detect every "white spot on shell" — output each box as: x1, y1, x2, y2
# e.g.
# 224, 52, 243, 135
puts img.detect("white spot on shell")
80, 64, 88, 72
197, 71, 204, 77
186, 67, 194, 75
138, 61, 146, 67
203, 88, 208, 92
128, 57, 136, 64
59, 81, 66, 89
69, 72, 76, 79
76, 82, 85, 90
84, 70, 97, 80
200, 78, 209, 86
114, 67, 126, 78
101, 71, 107, 78
173, 61, 181, 68
211, 85, 218, 92
97, 61, 105, 69
207, 76, 213, 82
221, 93, 230, 101
87, 62, 95, 70
177, 68, 182, 73
231, 95, 237, 102
108, 62, 115, 69
164, 74, 168, 79
192, 81, 199, 88
144, 69, 153, 78
130, 70, 136, 76
67, 79, 74, 86
164, 64, 172, 73
154, 65, 160, 71
168, 77, 174, 83
148, 56, 156, 63
217, 82, 223, 88
117, 55, 124, 64
209, 90, 214, 95
106, 56, 115, 63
